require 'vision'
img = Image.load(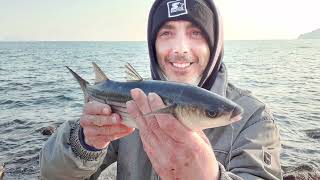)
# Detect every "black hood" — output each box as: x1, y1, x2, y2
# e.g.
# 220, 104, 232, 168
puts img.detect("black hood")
147, 0, 224, 90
